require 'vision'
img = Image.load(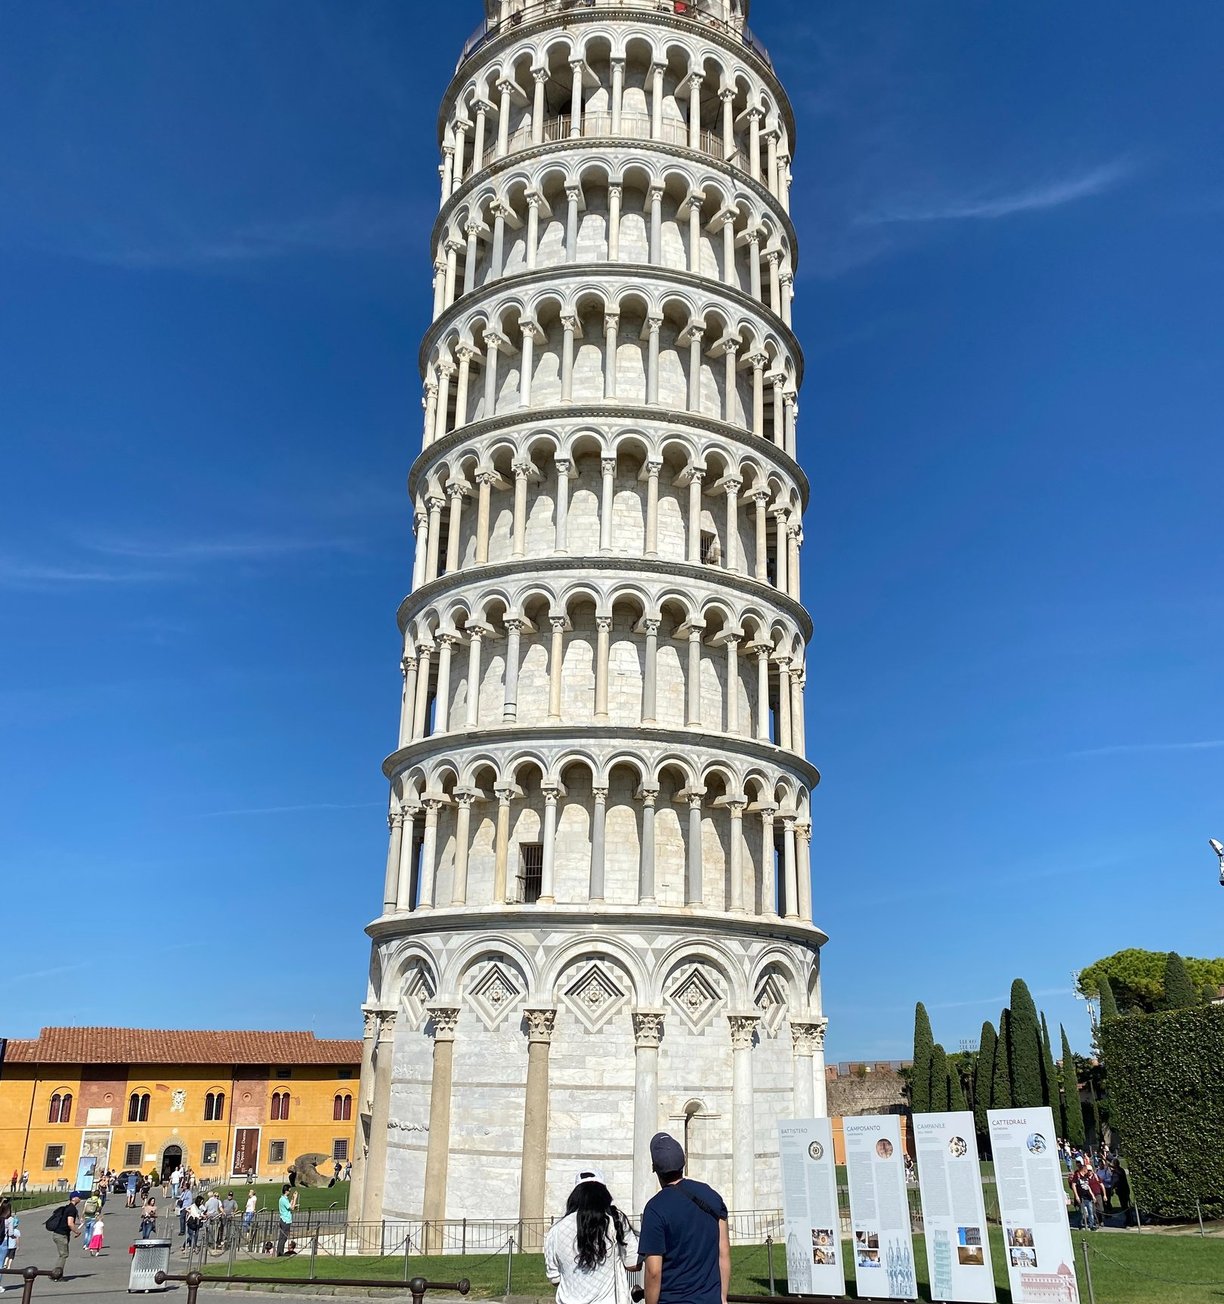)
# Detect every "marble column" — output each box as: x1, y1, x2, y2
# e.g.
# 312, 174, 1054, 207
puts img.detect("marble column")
603, 311, 619, 398
790, 1021, 818, 1117
722, 635, 741, 733
685, 626, 703, 727
727, 800, 746, 913
396, 806, 419, 911
719, 88, 735, 158
554, 458, 571, 552
759, 806, 777, 914
589, 786, 608, 901
444, 481, 466, 573
424, 496, 444, 582
631, 1009, 665, 1215
398, 655, 417, 748
450, 791, 475, 906
641, 618, 659, 725
433, 634, 458, 733
538, 784, 560, 902
412, 645, 433, 740
686, 792, 704, 905
492, 784, 513, 902
723, 477, 742, 573
421, 1003, 461, 1248
686, 469, 704, 563
599, 456, 616, 553
728, 1012, 760, 1210
464, 625, 486, 730
798, 822, 814, 923
547, 617, 567, 722
349, 1007, 379, 1220
518, 1008, 557, 1243
813, 1018, 829, 1117
638, 787, 659, 903
495, 79, 513, 156
417, 799, 440, 909
781, 814, 799, 920
362, 1009, 397, 1221
569, 59, 585, 138
531, 68, 547, 145
474, 471, 495, 563
511, 461, 532, 557
502, 617, 523, 722
610, 59, 625, 134
382, 809, 404, 913
644, 460, 661, 556
646, 316, 663, 405
594, 616, 612, 720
